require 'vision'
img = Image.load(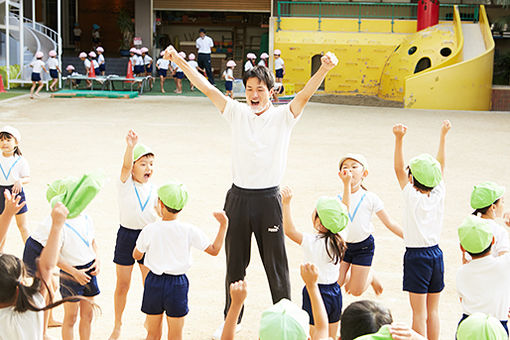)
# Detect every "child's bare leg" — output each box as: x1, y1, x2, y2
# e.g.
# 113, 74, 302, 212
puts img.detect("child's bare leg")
30, 82, 36, 97
15, 213, 29, 243
338, 261, 350, 287
167, 316, 185, 340
160, 77, 165, 93
79, 298, 94, 340
109, 264, 134, 340
328, 321, 340, 339
62, 302, 79, 340
35, 82, 45, 95
426, 293, 441, 340
409, 292, 427, 338
48, 275, 62, 327
145, 314, 163, 340
344, 264, 371, 296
